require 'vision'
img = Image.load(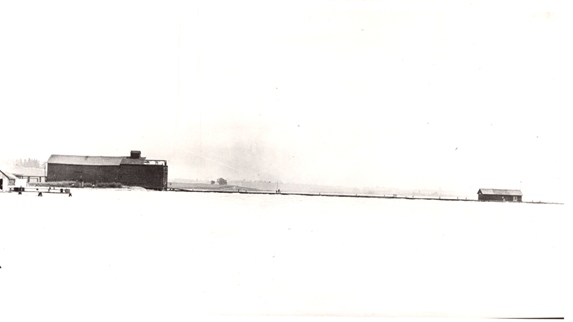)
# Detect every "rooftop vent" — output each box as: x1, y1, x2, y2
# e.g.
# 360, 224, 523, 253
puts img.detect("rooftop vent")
130, 150, 141, 159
